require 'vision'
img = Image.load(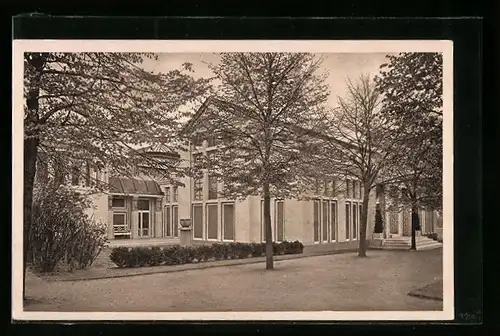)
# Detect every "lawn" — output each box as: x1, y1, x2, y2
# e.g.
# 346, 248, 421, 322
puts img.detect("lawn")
24, 248, 443, 312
